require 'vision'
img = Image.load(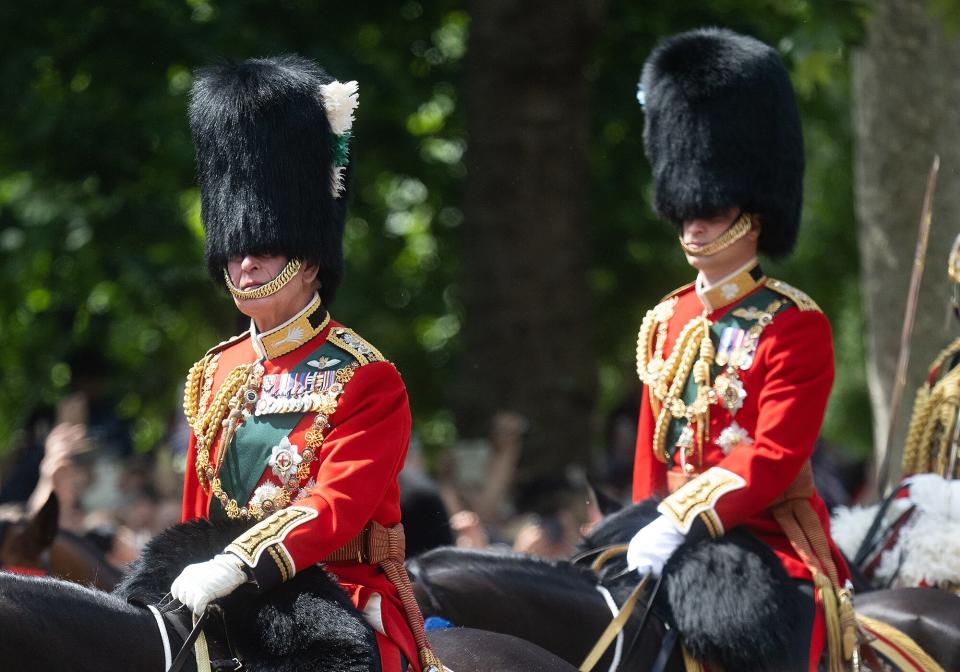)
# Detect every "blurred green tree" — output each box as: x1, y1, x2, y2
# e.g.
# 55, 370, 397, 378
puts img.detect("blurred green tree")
0, 1, 466, 456
0, 1, 870, 483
